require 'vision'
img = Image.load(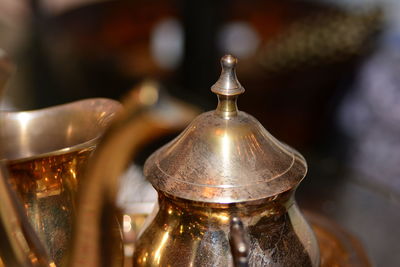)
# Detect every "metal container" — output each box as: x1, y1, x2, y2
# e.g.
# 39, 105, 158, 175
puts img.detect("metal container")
1, 98, 121, 265
133, 55, 320, 266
